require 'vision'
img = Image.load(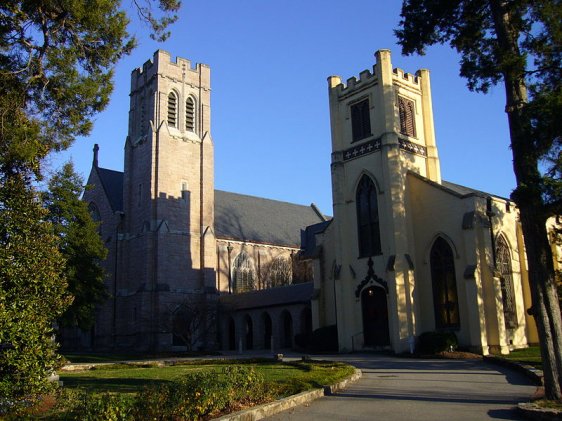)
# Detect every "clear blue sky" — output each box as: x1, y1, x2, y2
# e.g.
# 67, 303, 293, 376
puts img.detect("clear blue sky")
47, 0, 515, 215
